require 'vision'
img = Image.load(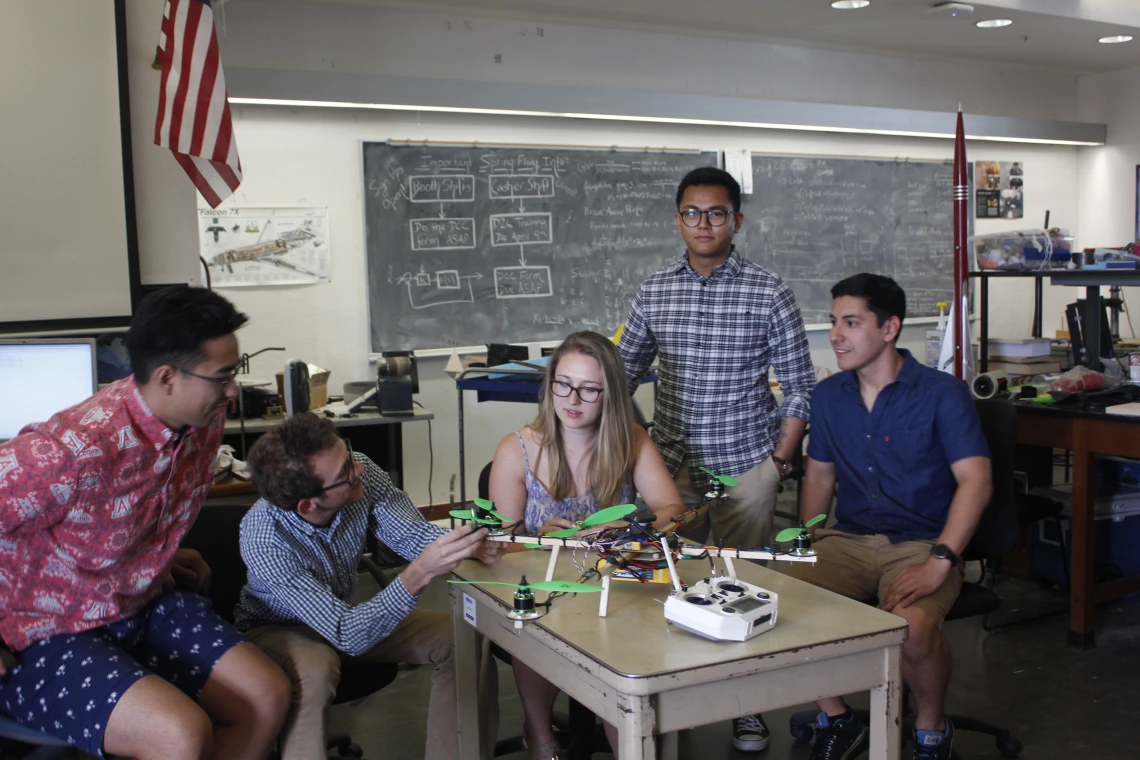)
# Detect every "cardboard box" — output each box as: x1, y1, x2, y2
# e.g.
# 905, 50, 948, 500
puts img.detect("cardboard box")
276, 364, 331, 410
